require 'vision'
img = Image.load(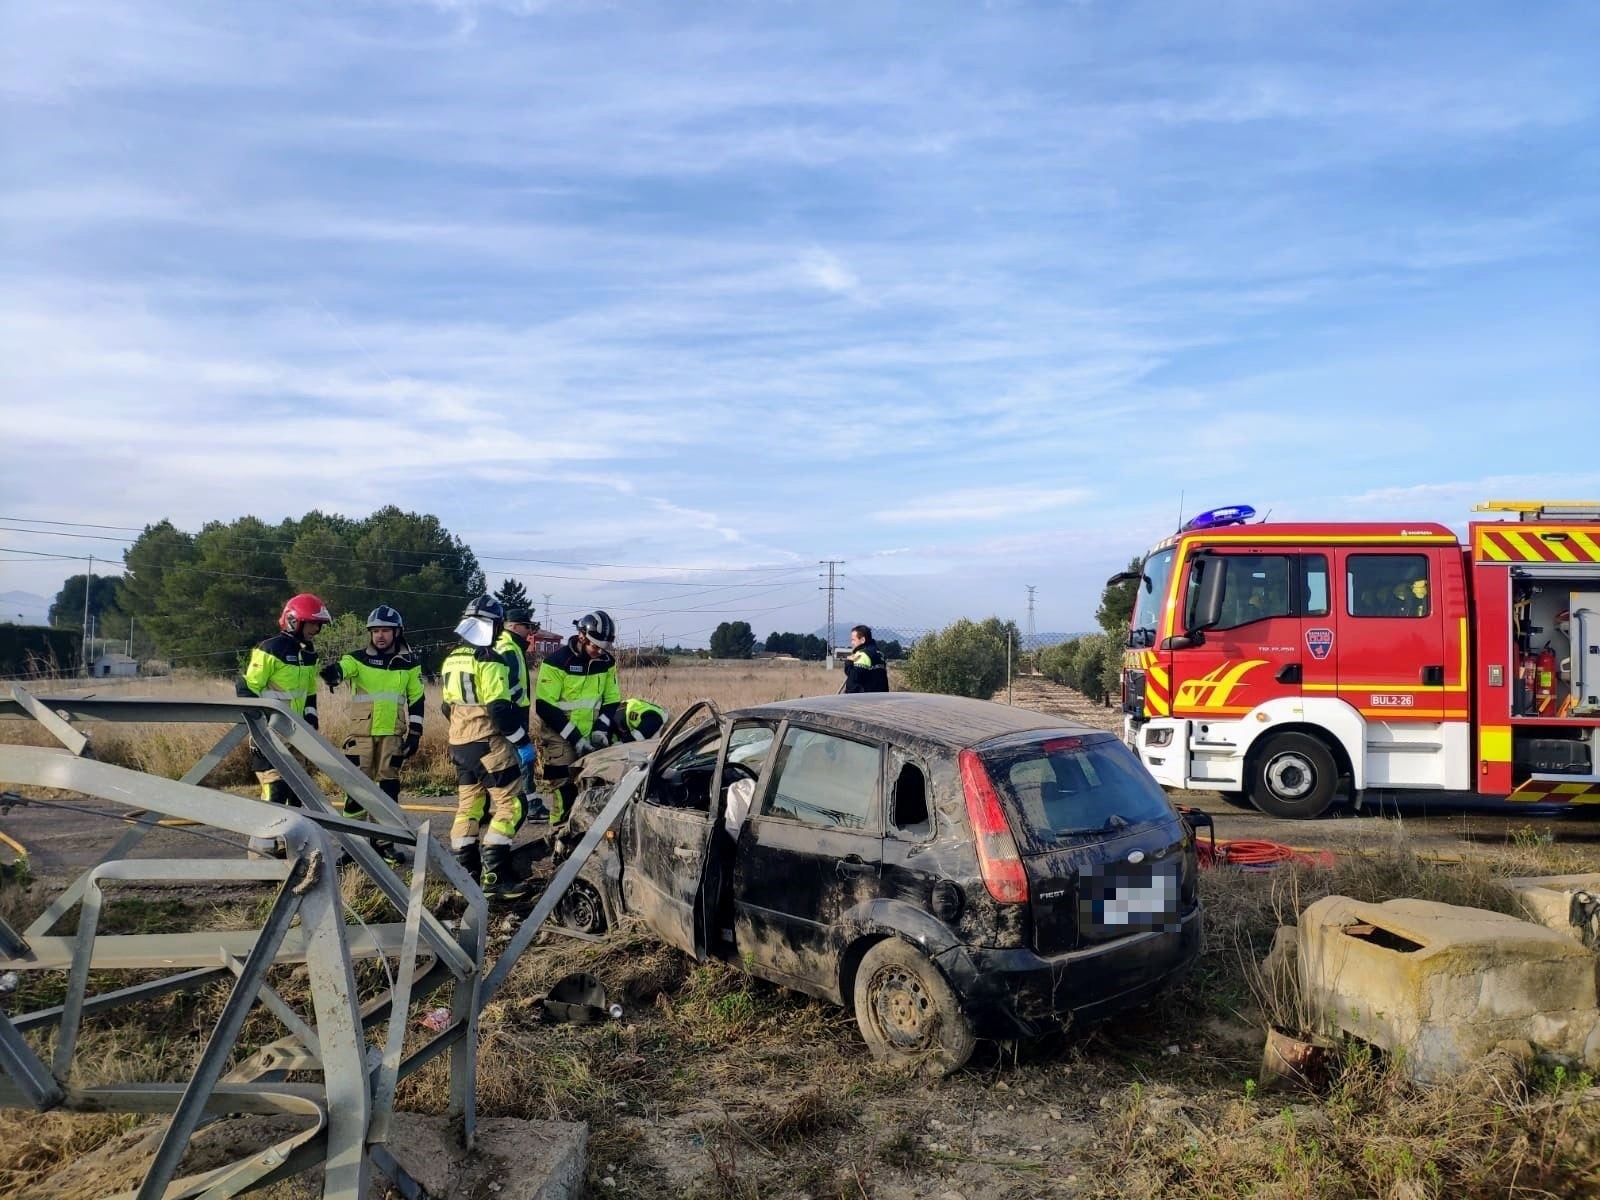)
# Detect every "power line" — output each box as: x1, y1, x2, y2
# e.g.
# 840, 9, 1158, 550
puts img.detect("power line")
0, 515, 806, 575
0, 524, 807, 590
